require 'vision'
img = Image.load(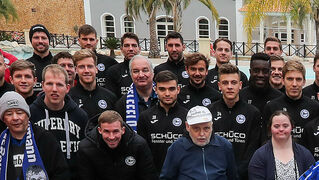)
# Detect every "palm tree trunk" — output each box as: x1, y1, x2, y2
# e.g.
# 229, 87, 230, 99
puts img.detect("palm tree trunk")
316, 18, 319, 54
148, 8, 160, 58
